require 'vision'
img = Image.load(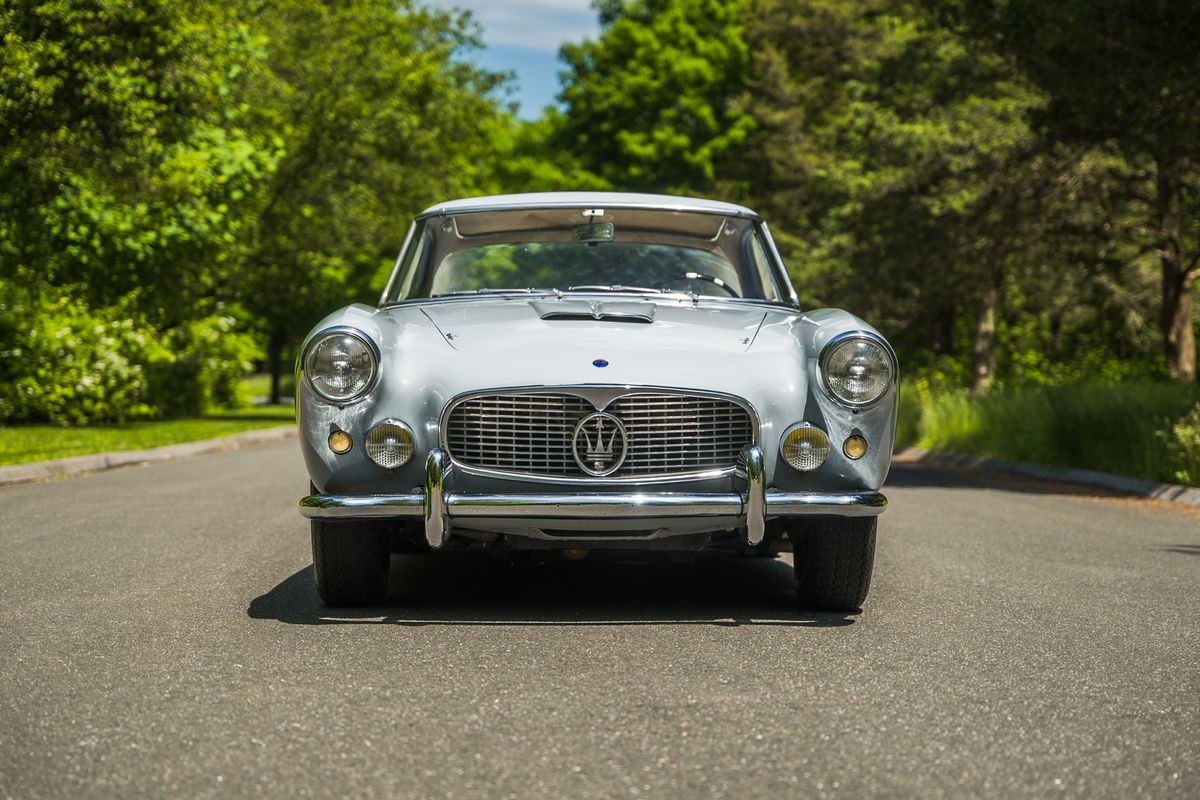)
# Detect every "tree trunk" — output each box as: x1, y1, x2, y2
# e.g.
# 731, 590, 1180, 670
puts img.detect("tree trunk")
931, 306, 955, 357
267, 325, 285, 405
1157, 154, 1197, 382
972, 282, 998, 394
